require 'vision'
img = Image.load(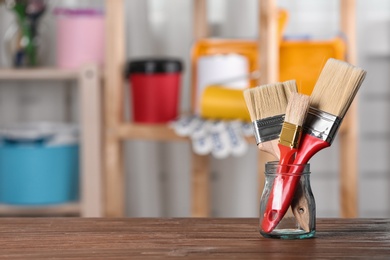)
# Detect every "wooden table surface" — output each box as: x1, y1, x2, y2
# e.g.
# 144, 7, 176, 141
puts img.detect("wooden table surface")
0, 218, 389, 259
